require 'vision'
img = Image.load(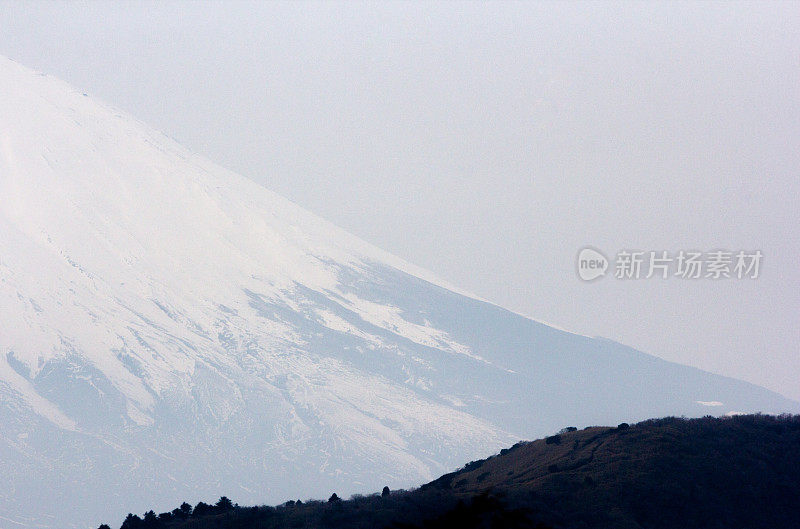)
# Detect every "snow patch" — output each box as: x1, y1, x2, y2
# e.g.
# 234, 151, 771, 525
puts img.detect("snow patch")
696, 401, 724, 407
